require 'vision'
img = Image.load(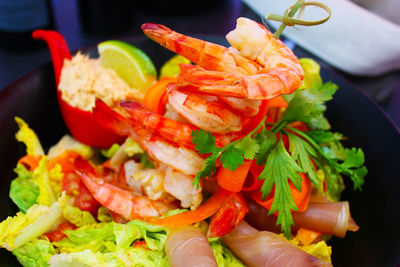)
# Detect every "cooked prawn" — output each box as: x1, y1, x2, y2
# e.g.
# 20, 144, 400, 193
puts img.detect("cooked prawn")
142, 17, 304, 99
119, 99, 241, 148
167, 85, 242, 134
163, 165, 202, 210
93, 100, 205, 176
74, 156, 176, 219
